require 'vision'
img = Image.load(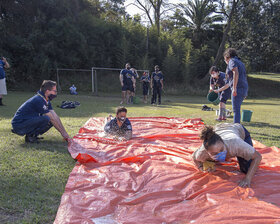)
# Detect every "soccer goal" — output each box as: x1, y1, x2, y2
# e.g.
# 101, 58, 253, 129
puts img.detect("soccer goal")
56, 68, 94, 94
56, 67, 150, 96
